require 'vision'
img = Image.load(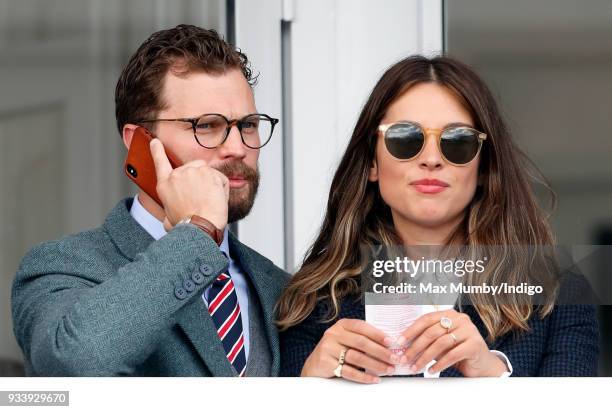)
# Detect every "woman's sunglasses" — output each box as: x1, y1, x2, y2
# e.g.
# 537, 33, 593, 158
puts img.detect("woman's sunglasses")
377, 121, 487, 166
